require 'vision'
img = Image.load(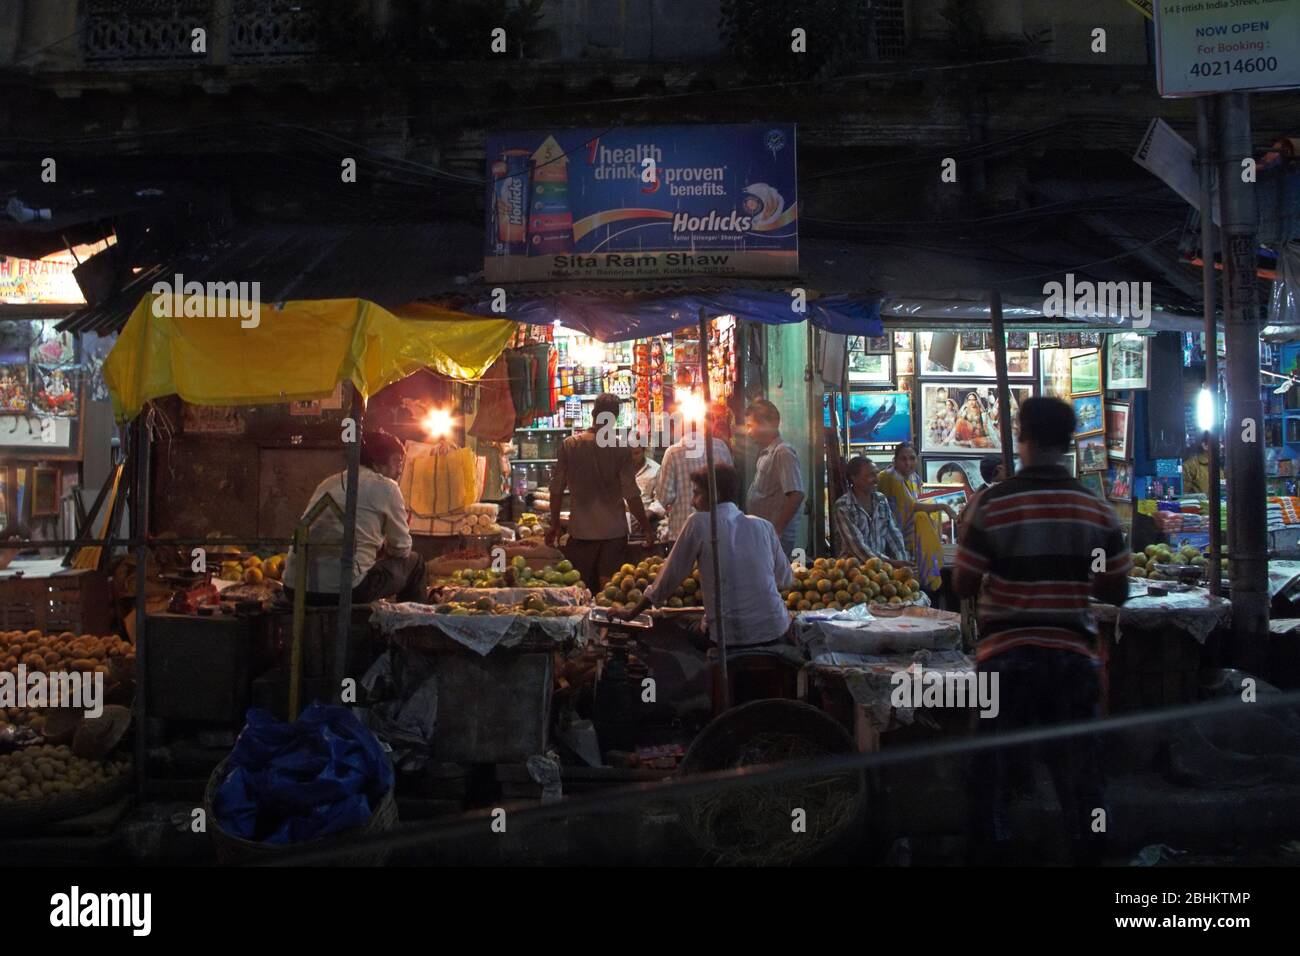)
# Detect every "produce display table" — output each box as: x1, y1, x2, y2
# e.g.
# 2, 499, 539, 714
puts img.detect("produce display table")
1095, 582, 1232, 713
798, 649, 975, 752
1094, 581, 1232, 645
368, 603, 590, 765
